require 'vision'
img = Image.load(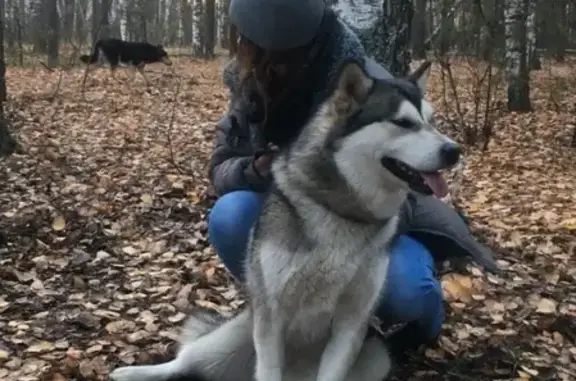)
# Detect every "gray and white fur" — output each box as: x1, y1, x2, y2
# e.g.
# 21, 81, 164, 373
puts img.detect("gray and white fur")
109, 61, 460, 381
